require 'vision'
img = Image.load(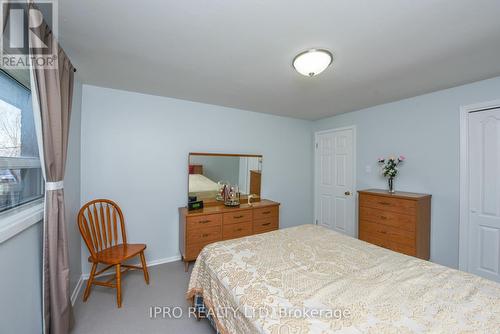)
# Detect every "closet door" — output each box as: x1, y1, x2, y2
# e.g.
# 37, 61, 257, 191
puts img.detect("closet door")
468, 108, 500, 282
